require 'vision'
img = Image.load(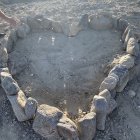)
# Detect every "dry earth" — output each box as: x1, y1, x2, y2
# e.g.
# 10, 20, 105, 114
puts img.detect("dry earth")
0, 0, 140, 140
